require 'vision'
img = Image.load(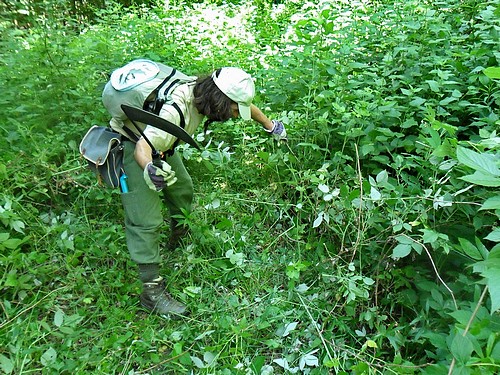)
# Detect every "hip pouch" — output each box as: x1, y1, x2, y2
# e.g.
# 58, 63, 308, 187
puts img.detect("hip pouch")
79, 125, 124, 189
